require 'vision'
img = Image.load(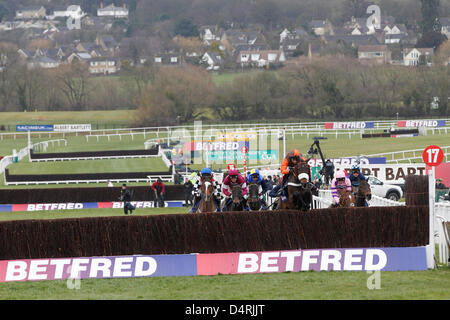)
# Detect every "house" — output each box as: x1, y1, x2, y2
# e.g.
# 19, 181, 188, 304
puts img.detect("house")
88, 57, 119, 74
16, 6, 46, 20
403, 48, 434, 66
358, 45, 391, 65
237, 50, 286, 68
221, 30, 264, 51
97, 3, 128, 18
310, 20, 333, 36
201, 51, 223, 71
65, 52, 92, 64
280, 27, 309, 43
95, 35, 119, 54
440, 17, 450, 38
153, 53, 184, 65
28, 56, 61, 69
199, 26, 222, 44
324, 34, 380, 47
280, 38, 302, 57
52, 5, 84, 19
